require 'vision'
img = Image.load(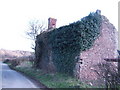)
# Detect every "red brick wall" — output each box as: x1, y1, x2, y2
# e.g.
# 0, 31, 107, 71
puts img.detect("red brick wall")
75, 15, 118, 86
48, 18, 57, 30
